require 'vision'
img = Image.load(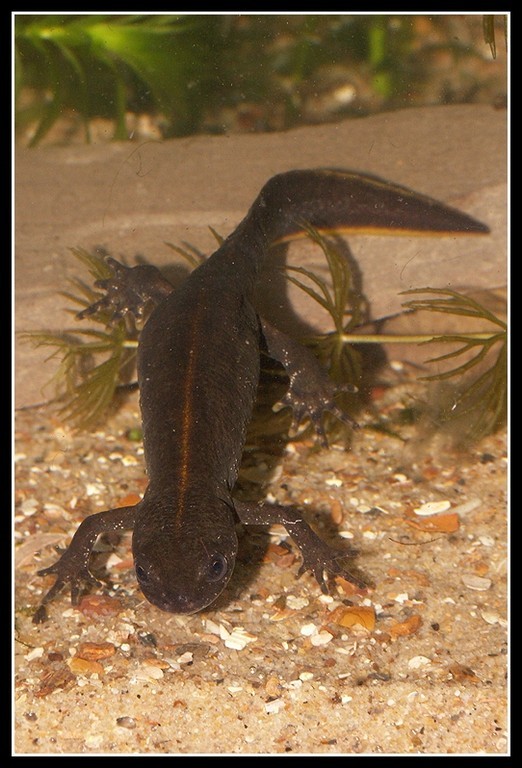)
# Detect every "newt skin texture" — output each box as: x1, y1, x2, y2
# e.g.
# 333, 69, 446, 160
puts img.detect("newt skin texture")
33, 169, 488, 623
